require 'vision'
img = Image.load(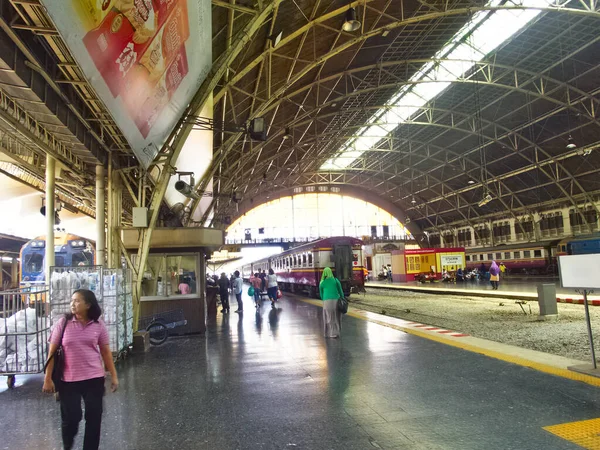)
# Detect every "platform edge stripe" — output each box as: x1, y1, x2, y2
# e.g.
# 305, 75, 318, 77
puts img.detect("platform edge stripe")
299, 298, 600, 388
